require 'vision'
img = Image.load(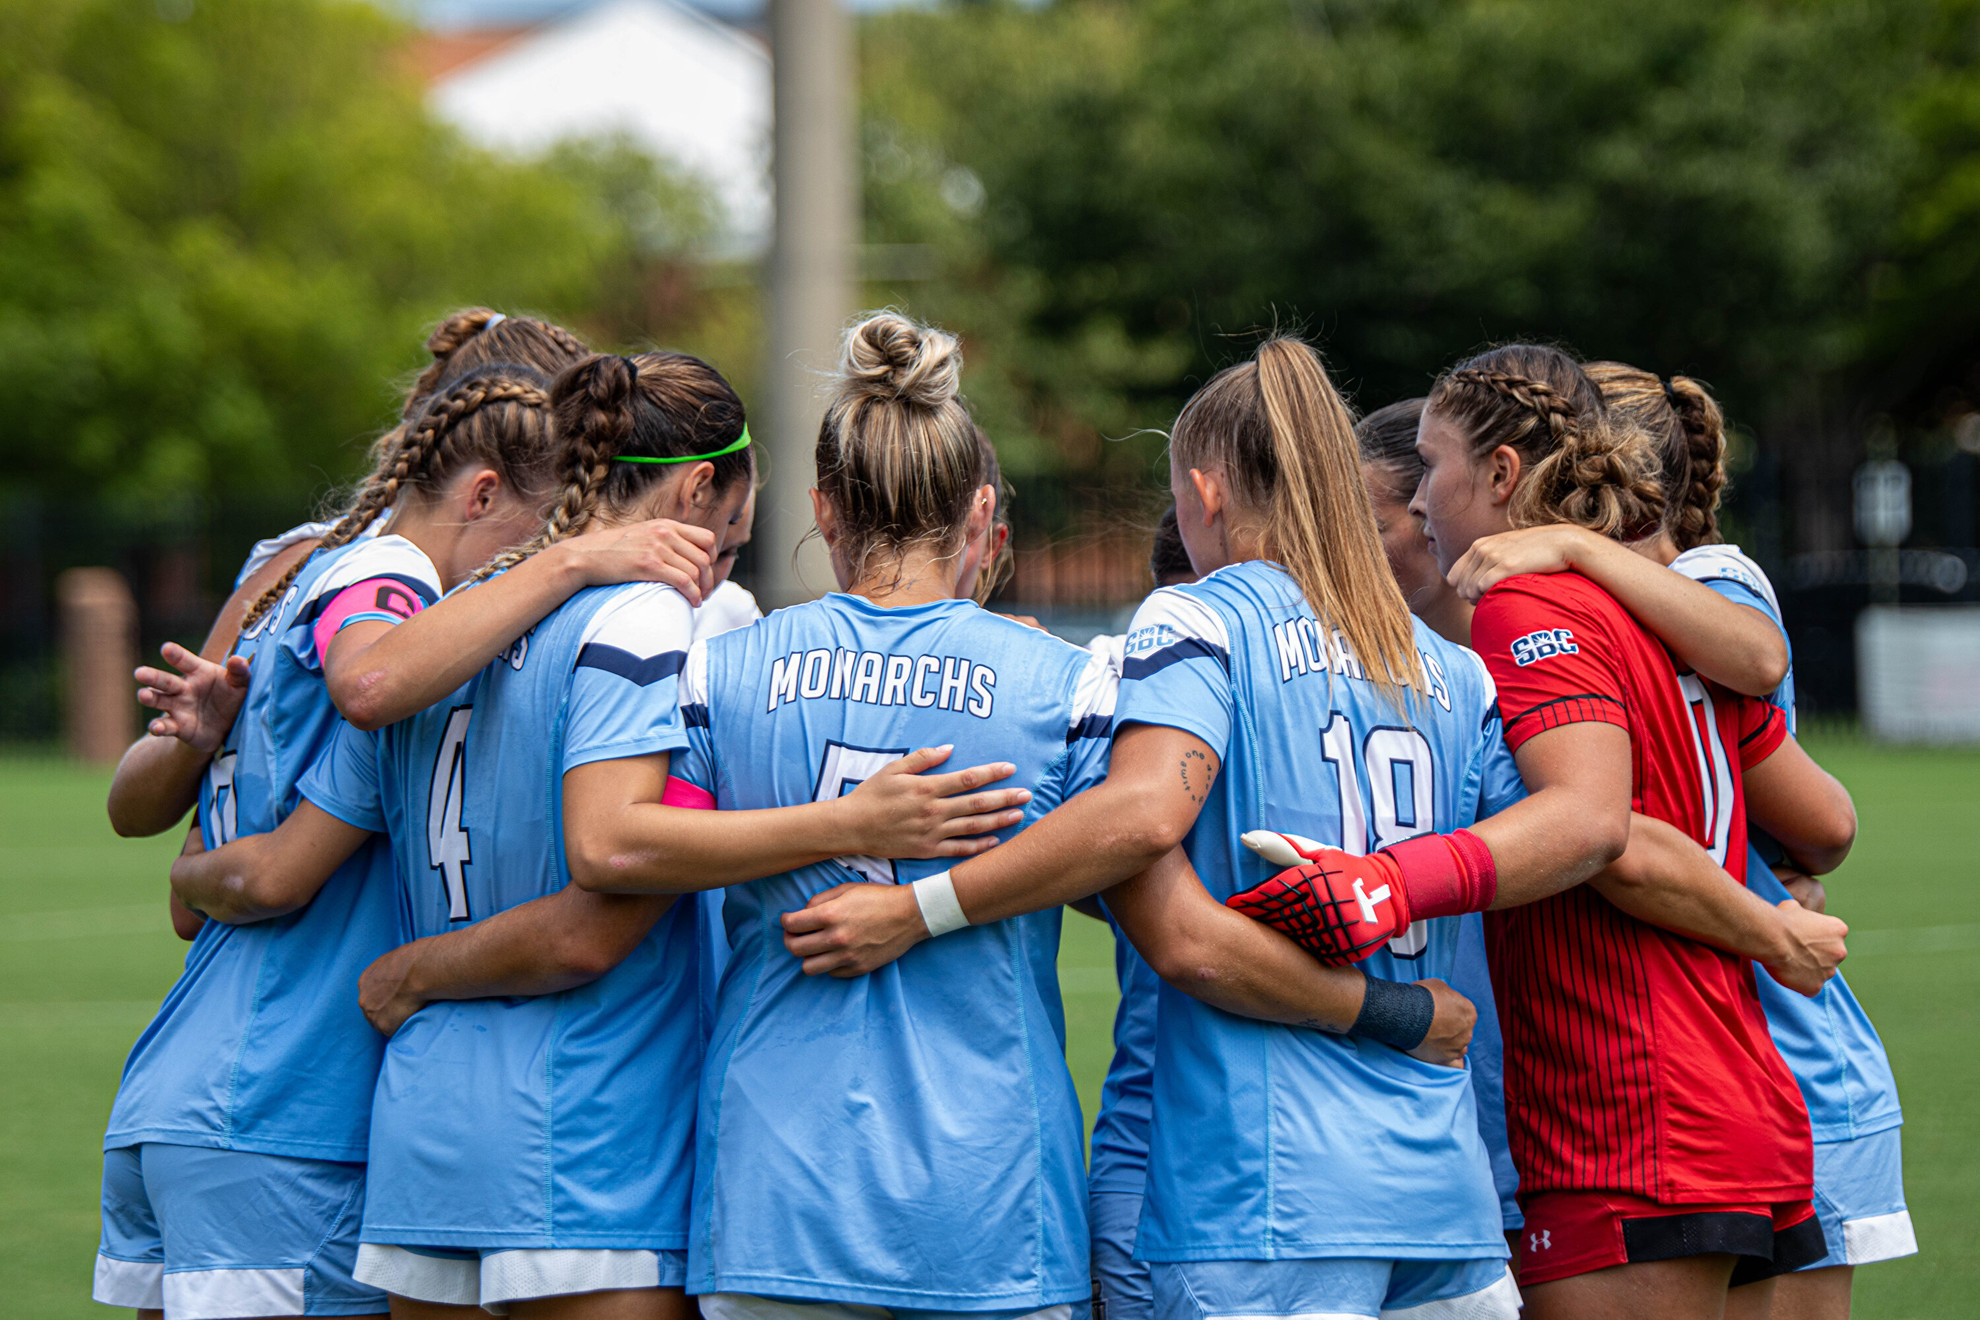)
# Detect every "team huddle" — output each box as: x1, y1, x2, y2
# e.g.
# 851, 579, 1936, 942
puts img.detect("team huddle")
93, 307, 1912, 1320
